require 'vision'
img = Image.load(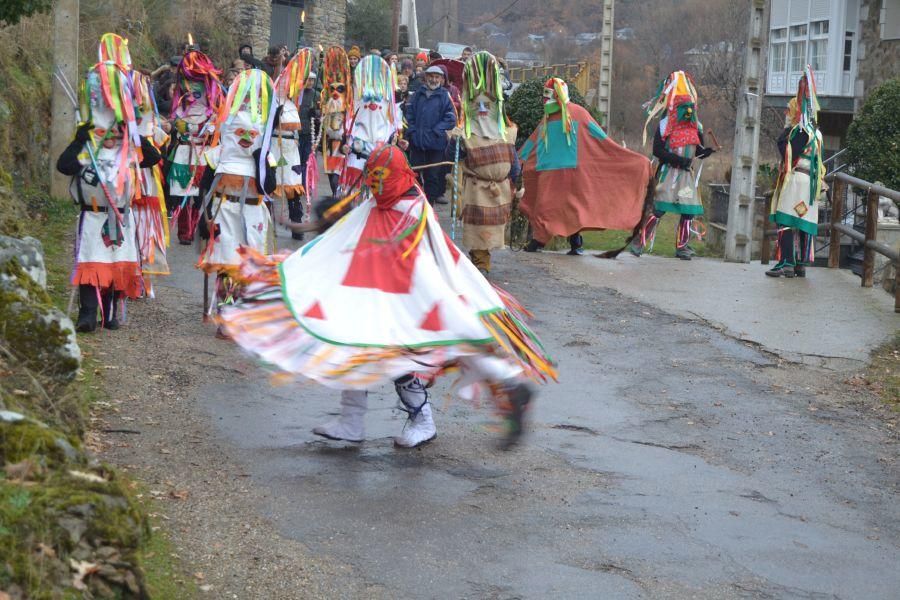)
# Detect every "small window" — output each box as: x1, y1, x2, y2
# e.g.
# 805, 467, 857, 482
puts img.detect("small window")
789, 40, 807, 72
810, 20, 829, 36
809, 39, 828, 71
843, 33, 853, 71
771, 27, 788, 41
790, 24, 808, 38
770, 43, 787, 73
